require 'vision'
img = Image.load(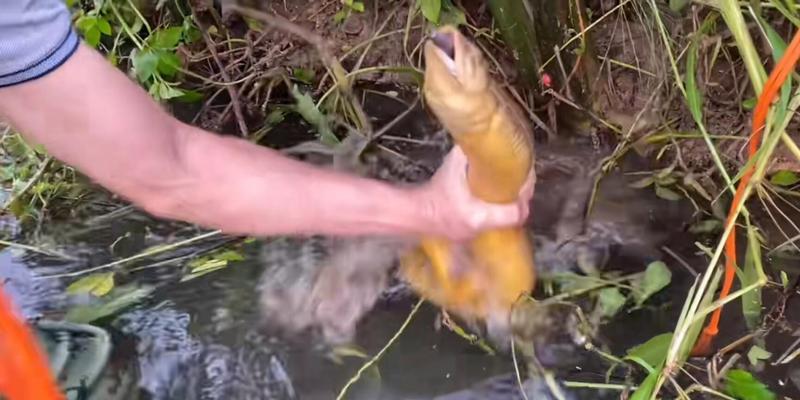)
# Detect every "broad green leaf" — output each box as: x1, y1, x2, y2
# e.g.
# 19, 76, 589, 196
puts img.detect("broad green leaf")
65, 285, 154, 324
689, 219, 723, 234
770, 170, 800, 186
292, 67, 316, 84
655, 185, 682, 201
419, 0, 441, 23
156, 51, 182, 77
440, 0, 466, 26
151, 26, 184, 49
183, 18, 203, 43
333, 10, 348, 24
683, 173, 712, 200
724, 369, 776, 400
132, 49, 159, 82
175, 90, 204, 103
669, 0, 690, 12
628, 176, 655, 189
96, 17, 112, 35
630, 367, 660, 400
632, 261, 672, 306
349, 1, 365, 12
747, 345, 772, 366
66, 272, 115, 297
157, 83, 185, 100
266, 108, 286, 126
626, 333, 673, 371
597, 287, 626, 318
553, 272, 600, 293
75, 15, 96, 34
84, 27, 101, 47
